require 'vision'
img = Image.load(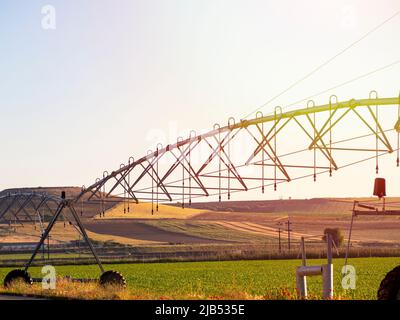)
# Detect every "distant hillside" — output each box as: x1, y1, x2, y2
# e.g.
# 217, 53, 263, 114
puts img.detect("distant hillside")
1, 187, 394, 216
0, 186, 83, 199
2, 187, 400, 246
0, 186, 121, 219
